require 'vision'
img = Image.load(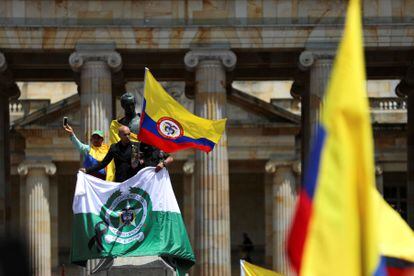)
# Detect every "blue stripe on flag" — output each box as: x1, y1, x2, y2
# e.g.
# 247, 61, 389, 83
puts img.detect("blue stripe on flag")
304, 125, 327, 199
